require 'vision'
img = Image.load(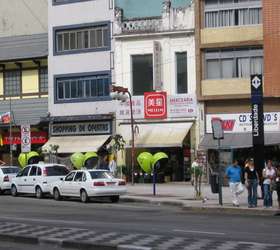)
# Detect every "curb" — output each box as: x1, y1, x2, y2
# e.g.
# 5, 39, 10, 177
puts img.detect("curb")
120, 196, 278, 216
